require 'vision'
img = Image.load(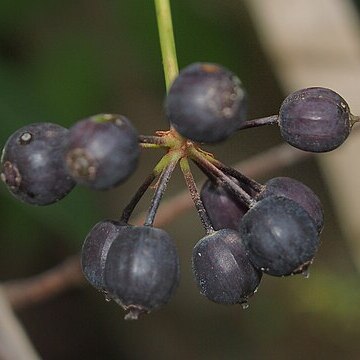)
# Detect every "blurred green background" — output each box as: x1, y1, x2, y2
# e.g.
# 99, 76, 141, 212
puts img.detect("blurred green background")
1, 1, 360, 359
